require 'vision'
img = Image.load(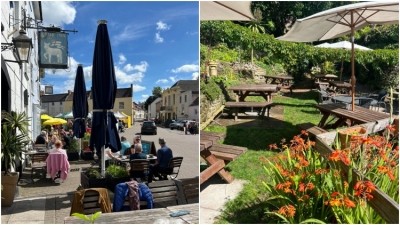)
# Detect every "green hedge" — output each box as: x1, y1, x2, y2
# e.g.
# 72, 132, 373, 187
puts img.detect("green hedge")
201, 21, 399, 90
